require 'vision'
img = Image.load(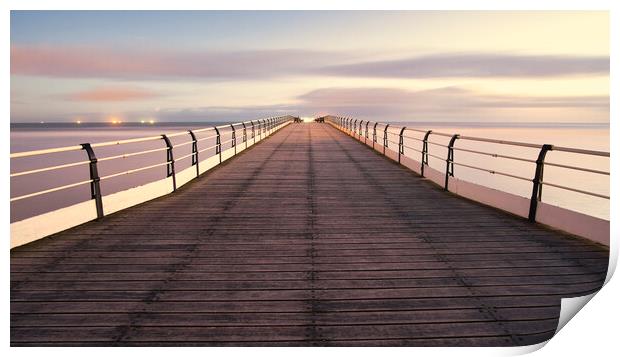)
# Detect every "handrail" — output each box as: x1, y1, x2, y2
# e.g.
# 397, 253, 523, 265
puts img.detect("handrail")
10, 179, 93, 202
451, 161, 532, 182
540, 180, 610, 200
326, 115, 609, 224
97, 147, 169, 162
196, 134, 218, 143
10, 144, 84, 159
544, 161, 609, 175
10, 160, 90, 178
453, 147, 536, 163
458, 135, 545, 149
552, 146, 609, 157
11, 116, 294, 226
99, 161, 171, 181
12, 124, 227, 159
